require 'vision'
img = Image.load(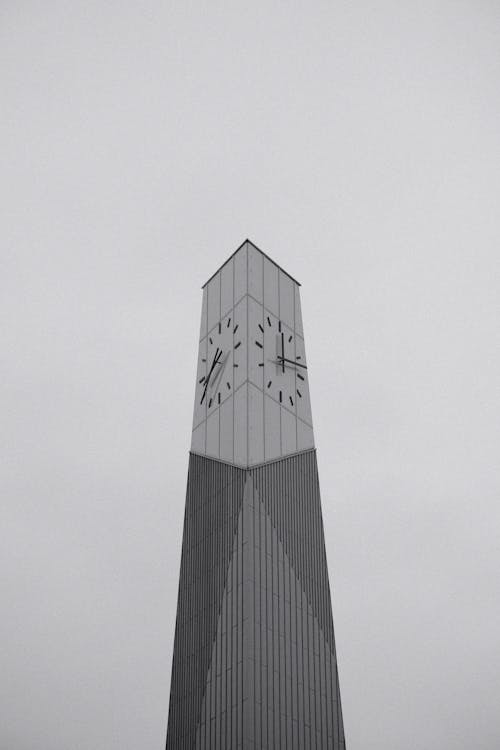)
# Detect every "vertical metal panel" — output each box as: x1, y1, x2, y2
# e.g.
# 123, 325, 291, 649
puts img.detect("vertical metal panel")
233, 384, 248, 467
264, 394, 281, 462
232, 297, 247, 392
248, 295, 264, 389
294, 283, 304, 337
233, 242, 248, 304
263, 256, 279, 317
207, 272, 221, 333
248, 383, 264, 466
220, 258, 234, 318
295, 334, 313, 426
191, 422, 206, 455
199, 286, 208, 342
248, 242, 264, 303
192, 336, 208, 429
279, 269, 295, 330
219, 397, 233, 463
281, 405, 297, 455
297, 419, 314, 451
206, 409, 219, 459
